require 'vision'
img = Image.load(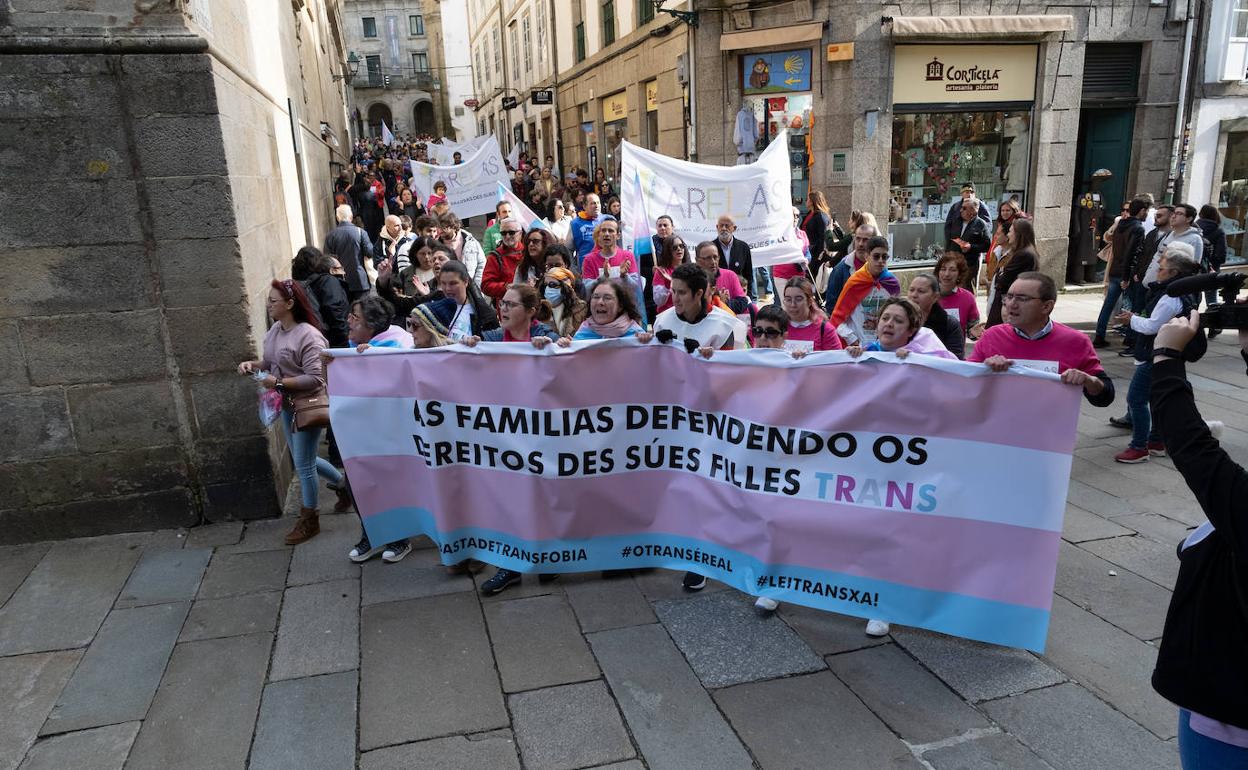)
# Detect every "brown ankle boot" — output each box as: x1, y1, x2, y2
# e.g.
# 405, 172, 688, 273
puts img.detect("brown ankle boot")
285, 507, 320, 545
333, 484, 353, 513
